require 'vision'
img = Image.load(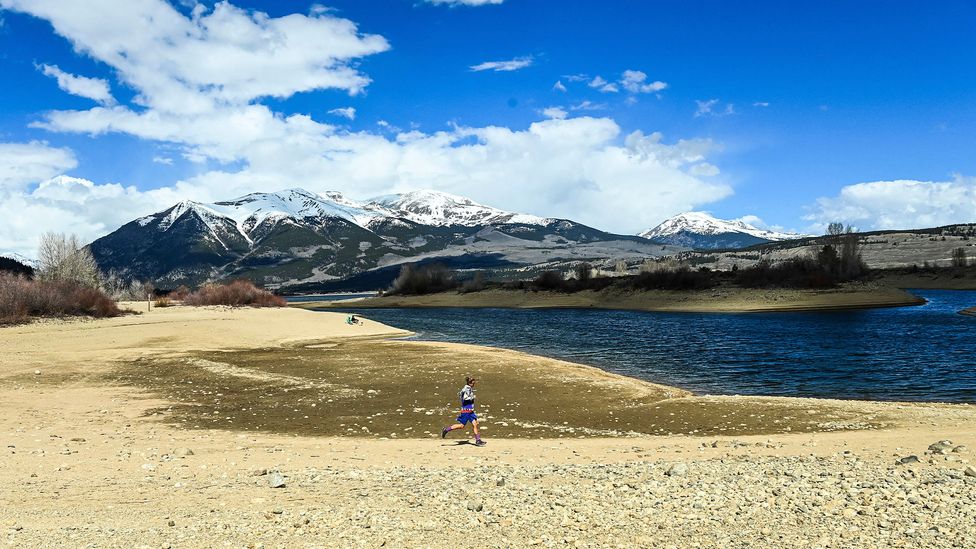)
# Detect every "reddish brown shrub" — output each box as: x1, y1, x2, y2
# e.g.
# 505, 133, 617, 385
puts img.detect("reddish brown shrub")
0, 273, 123, 325
183, 280, 285, 308
169, 285, 191, 301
